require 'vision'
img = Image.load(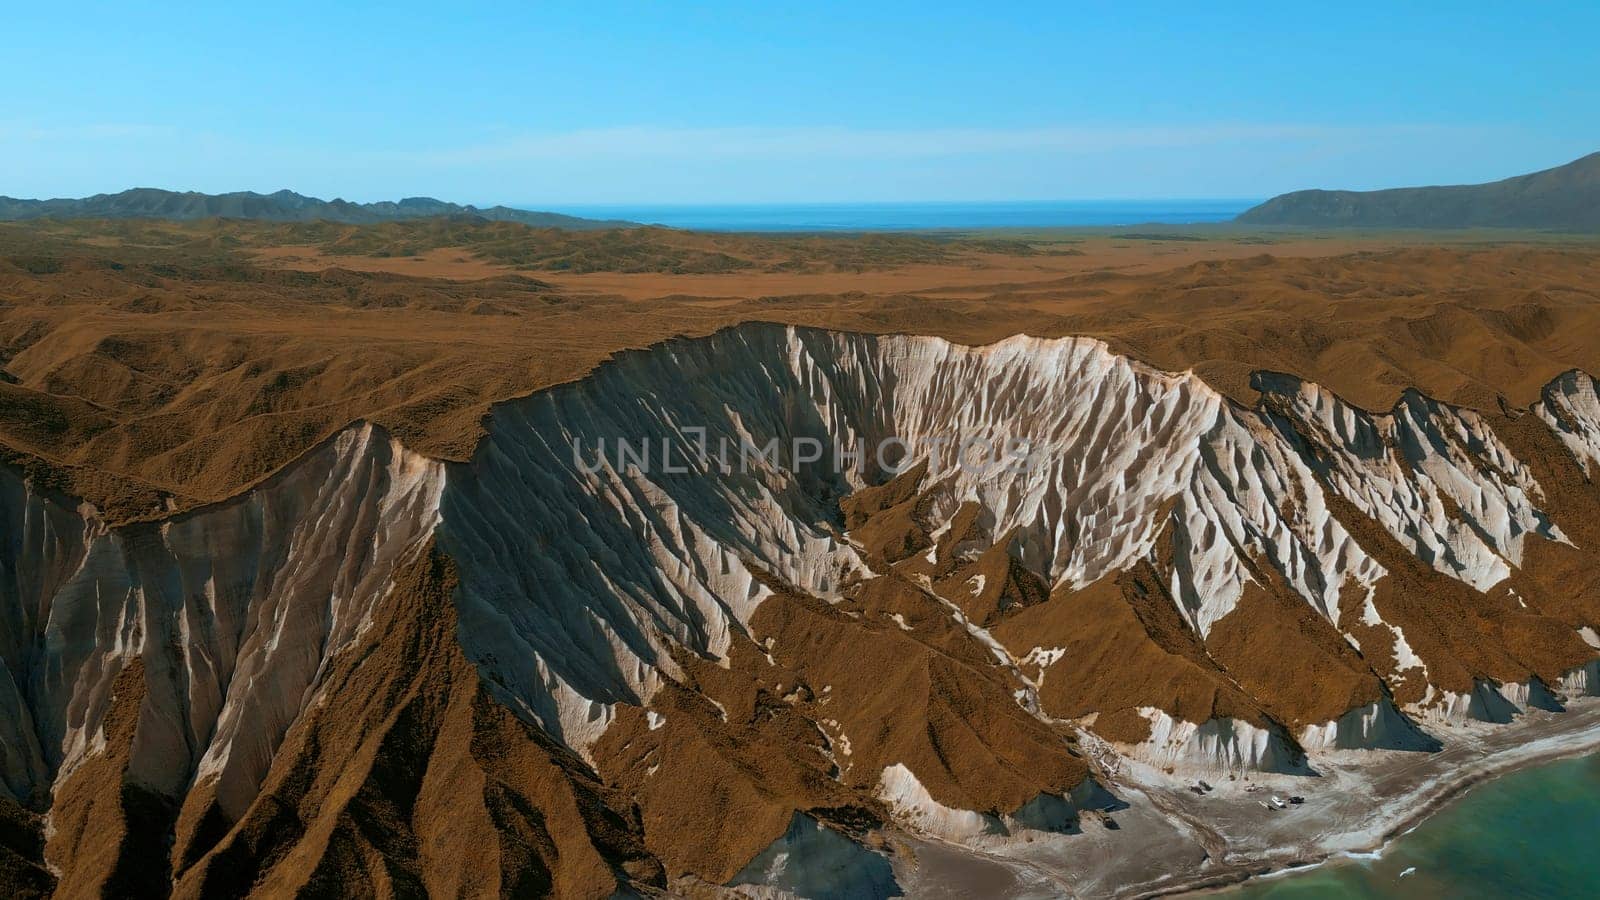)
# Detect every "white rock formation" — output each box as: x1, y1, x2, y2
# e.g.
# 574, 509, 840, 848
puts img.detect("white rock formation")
876, 763, 1006, 840
437, 328, 1411, 752
1414, 680, 1526, 726
1256, 374, 1565, 591
1299, 699, 1439, 752
0, 424, 442, 817
5, 323, 1600, 850
1122, 708, 1307, 775
1537, 370, 1600, 477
